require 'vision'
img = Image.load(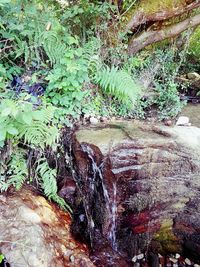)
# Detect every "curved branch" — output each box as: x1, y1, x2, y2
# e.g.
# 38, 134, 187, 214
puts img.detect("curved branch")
128, 12, 200, 54
125, 0, 200, 33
